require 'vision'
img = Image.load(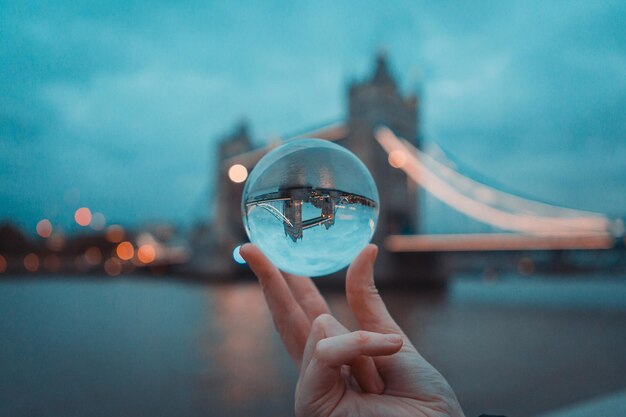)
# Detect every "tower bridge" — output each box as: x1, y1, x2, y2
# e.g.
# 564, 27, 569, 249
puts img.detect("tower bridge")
246, 187, 376, 242
209, 53, 624, 283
